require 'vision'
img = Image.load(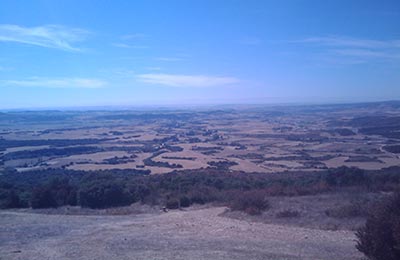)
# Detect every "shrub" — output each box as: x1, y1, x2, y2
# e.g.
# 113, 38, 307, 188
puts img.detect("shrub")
78, 182, 131, 209
179, 196, 192, 208
1, 167, 399, 210
325, 202, 366, 218
47, 178, 77, 206
1, 190, 23, 208
166, 198, 180, 209
325, 167, 367, 187
276, 210, 300, 218
229, 190, 270, 215
31, 187, 57, 208
29, 177, 77, 209
188, 187, 218, 204
356, 192, 400, 260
